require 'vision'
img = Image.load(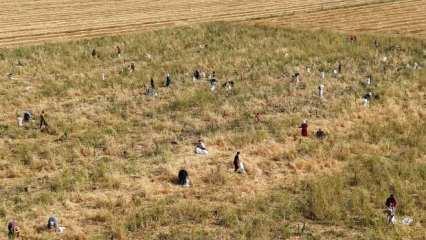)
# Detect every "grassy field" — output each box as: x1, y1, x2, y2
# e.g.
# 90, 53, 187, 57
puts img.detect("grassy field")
0, 23, 425, 239
0, 0, 425, 47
